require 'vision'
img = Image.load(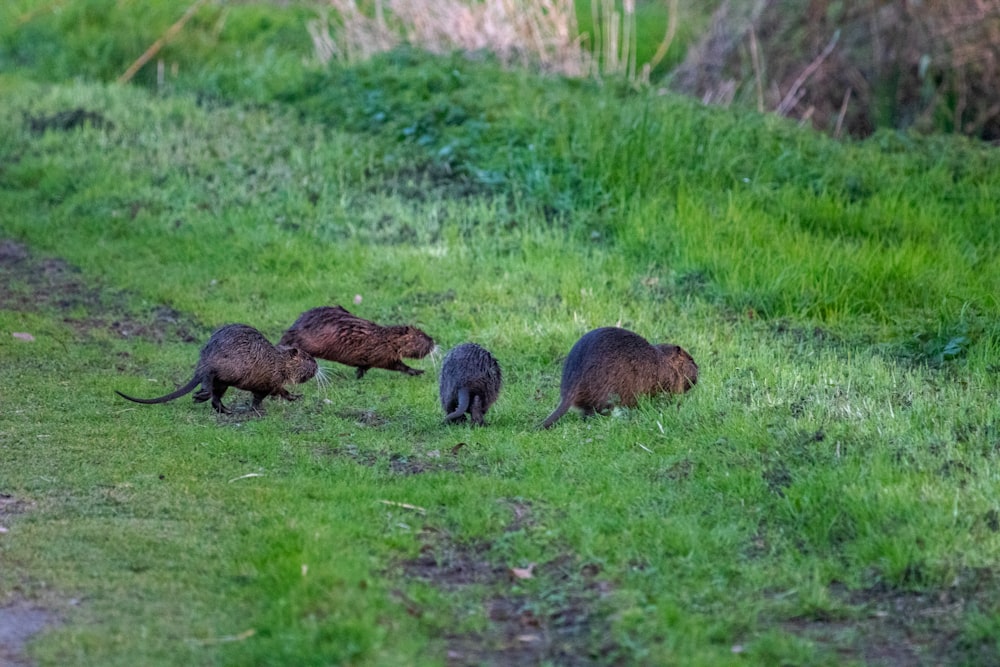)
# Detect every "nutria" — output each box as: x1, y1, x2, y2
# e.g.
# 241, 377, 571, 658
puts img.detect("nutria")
541, 327, 698, 428
439, 343, 503, 426
279, 305, 434, 379
115, 323, 318, 414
